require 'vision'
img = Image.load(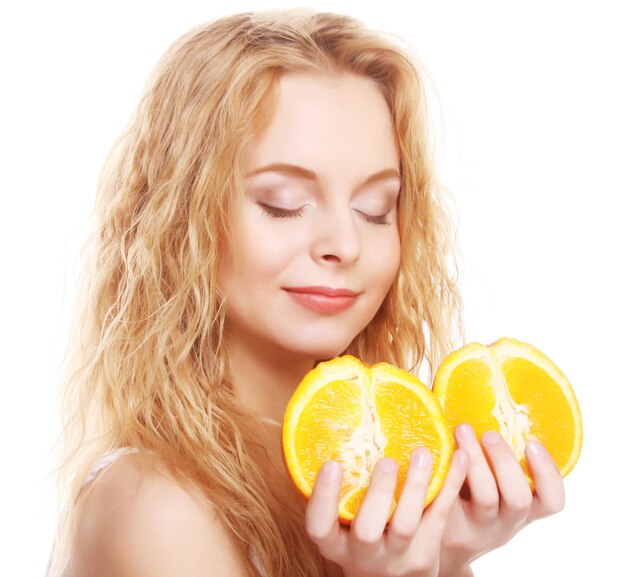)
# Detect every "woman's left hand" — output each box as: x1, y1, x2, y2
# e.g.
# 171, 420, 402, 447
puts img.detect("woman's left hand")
305, 447, 470, 577
436, 424, 566, 576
